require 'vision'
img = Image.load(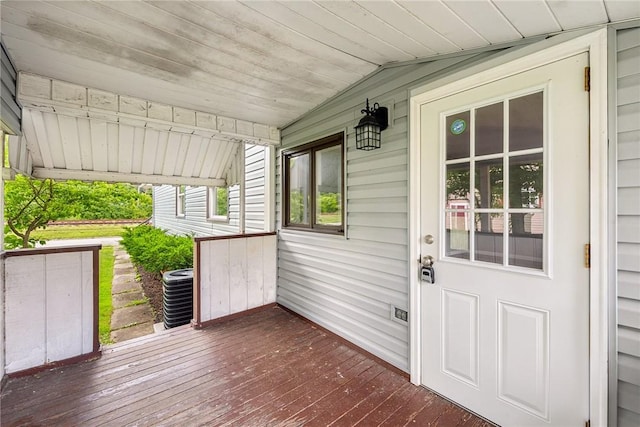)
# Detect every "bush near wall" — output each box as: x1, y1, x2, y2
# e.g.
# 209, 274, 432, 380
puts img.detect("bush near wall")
121, 225, 193, 274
